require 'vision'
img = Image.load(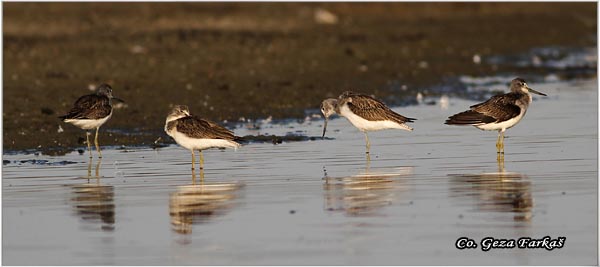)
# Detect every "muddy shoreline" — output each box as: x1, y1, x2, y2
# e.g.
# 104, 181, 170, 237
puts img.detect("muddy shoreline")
3, 2, 596, 154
